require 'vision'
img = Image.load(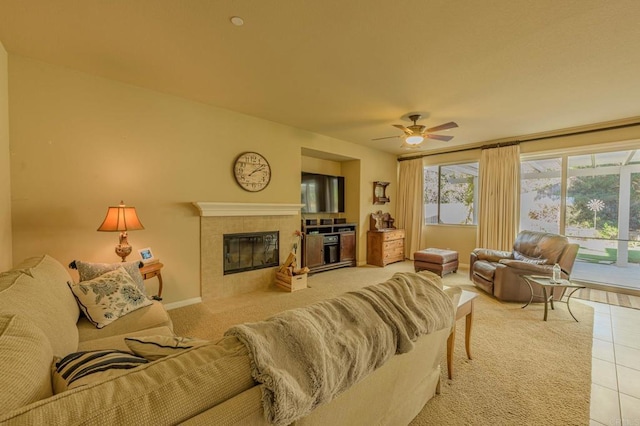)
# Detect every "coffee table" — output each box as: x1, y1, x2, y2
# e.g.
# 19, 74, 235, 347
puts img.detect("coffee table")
447, 289, 478, 379
522, 275, 586, 322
